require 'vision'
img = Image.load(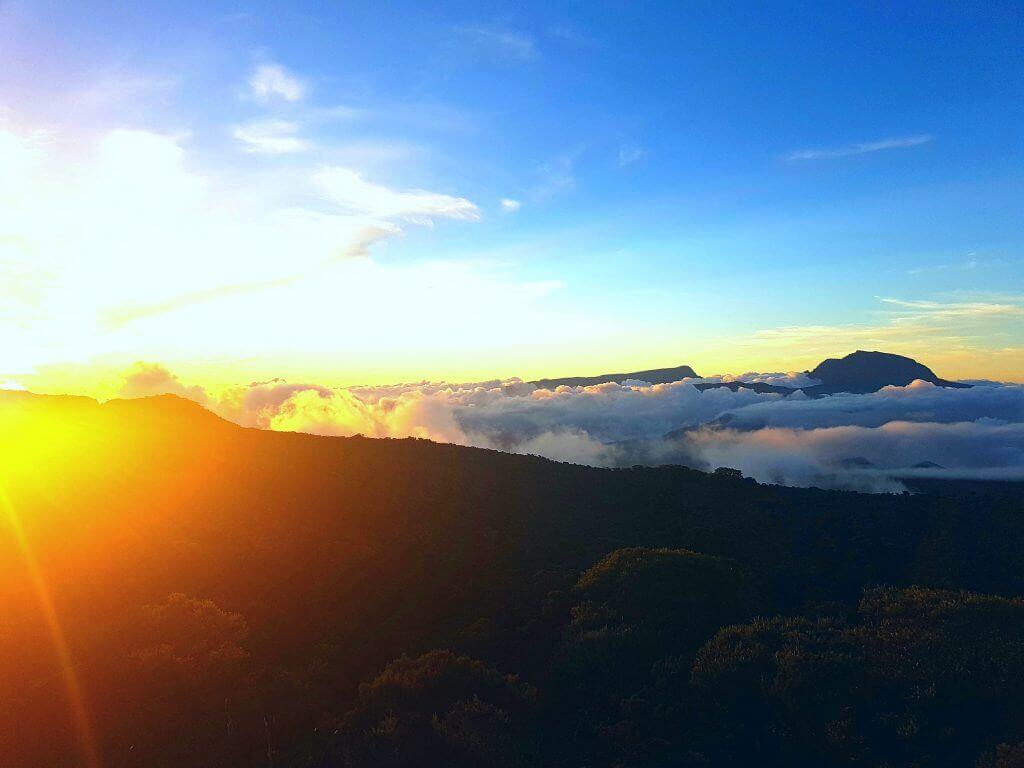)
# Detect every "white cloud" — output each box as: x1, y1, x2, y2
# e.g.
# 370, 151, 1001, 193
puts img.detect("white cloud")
786, 134, 932, 161
500, 198, 521, 212
232, 119, 308, 154
114, 360, 1024, 492
0, 122, 494, 370
686, 420, 1024, 490
249, 63, 306, 102
618, 145, 645, 166
119, 361, 208, 403
315, 167, 480, 223
709, 378, 1024, 431
705, 371, 822, 388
